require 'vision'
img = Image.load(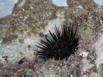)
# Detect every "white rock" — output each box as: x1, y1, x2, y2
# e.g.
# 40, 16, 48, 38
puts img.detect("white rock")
18, 0, 26, 7
43, 18, 64, 35
95, 34, 103, 67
